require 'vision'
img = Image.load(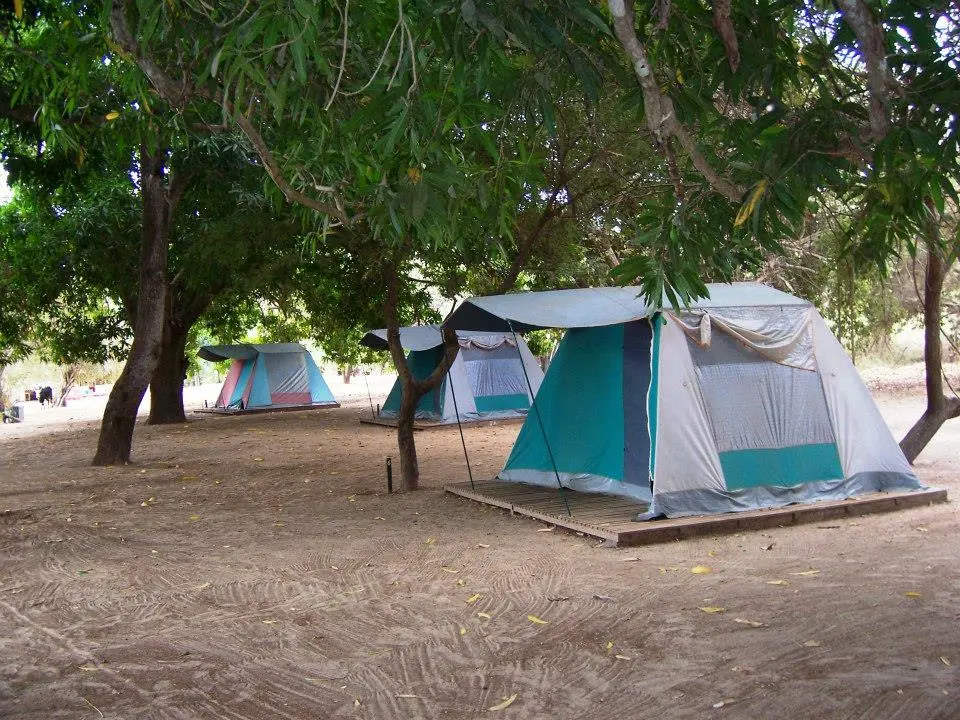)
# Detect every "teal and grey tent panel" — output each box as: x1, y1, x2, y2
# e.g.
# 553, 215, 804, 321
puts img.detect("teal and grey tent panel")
500, 322, 653, 503
307, 354, 337, 403
380, 345, 446, 419
460, 343, 531, 414
686, 328, 843, 490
